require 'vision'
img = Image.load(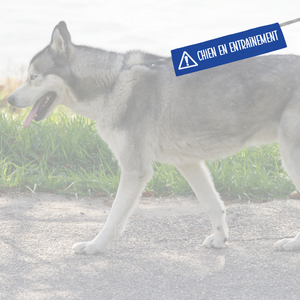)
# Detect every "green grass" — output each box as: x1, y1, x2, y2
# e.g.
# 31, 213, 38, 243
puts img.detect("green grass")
207, 145, 295, 200
0, 110, 295, 199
